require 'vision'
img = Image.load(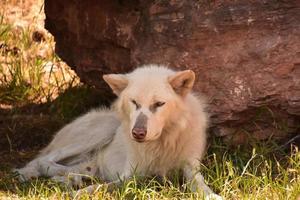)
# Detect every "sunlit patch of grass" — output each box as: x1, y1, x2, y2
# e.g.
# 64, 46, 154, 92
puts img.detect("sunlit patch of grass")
0, 13, 79, 107
202, 139, 300, 200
